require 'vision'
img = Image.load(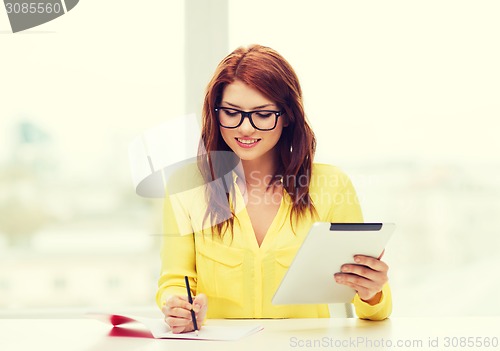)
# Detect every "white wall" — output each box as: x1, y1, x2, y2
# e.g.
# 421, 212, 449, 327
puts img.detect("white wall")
228, 0, 499, 163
